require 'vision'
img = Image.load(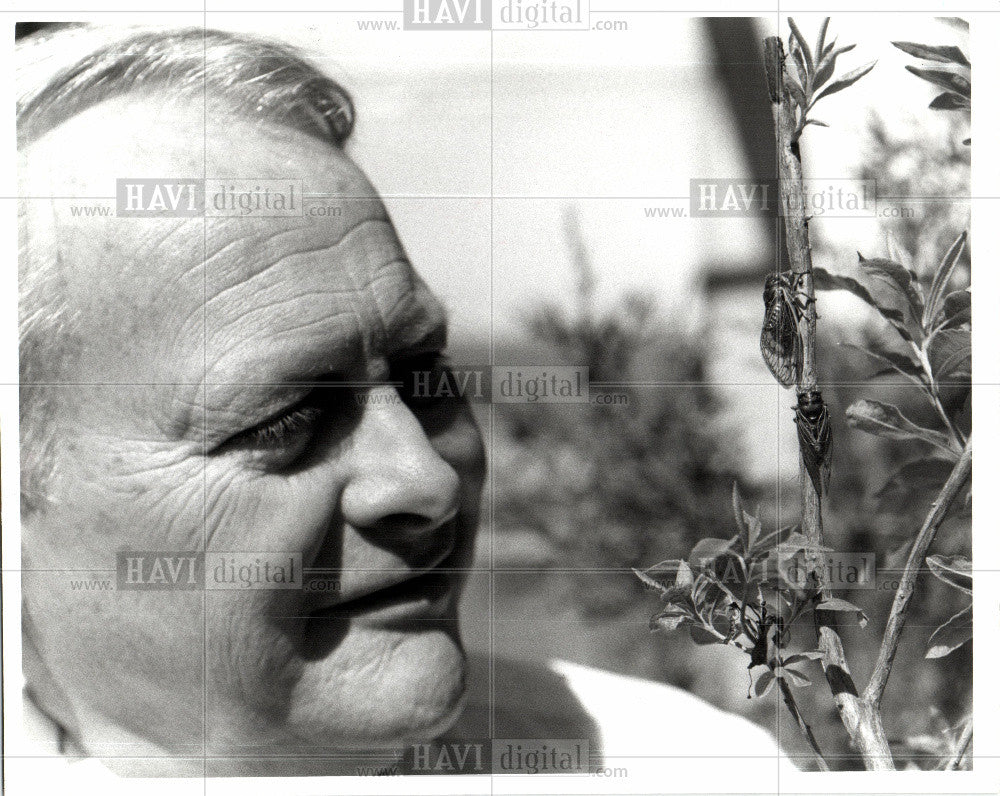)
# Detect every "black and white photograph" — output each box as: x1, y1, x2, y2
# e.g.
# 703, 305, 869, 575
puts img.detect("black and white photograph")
2, 3, 995, 794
